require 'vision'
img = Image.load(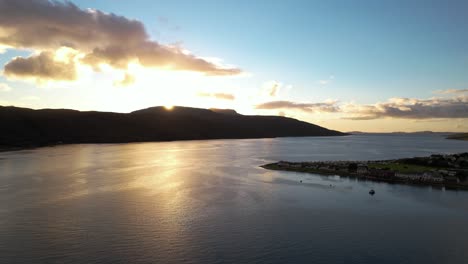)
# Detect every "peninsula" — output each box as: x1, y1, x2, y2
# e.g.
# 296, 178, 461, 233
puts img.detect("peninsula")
262, 153, 468, 189
0, 106, 346, 151
447, 133, 468, 141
